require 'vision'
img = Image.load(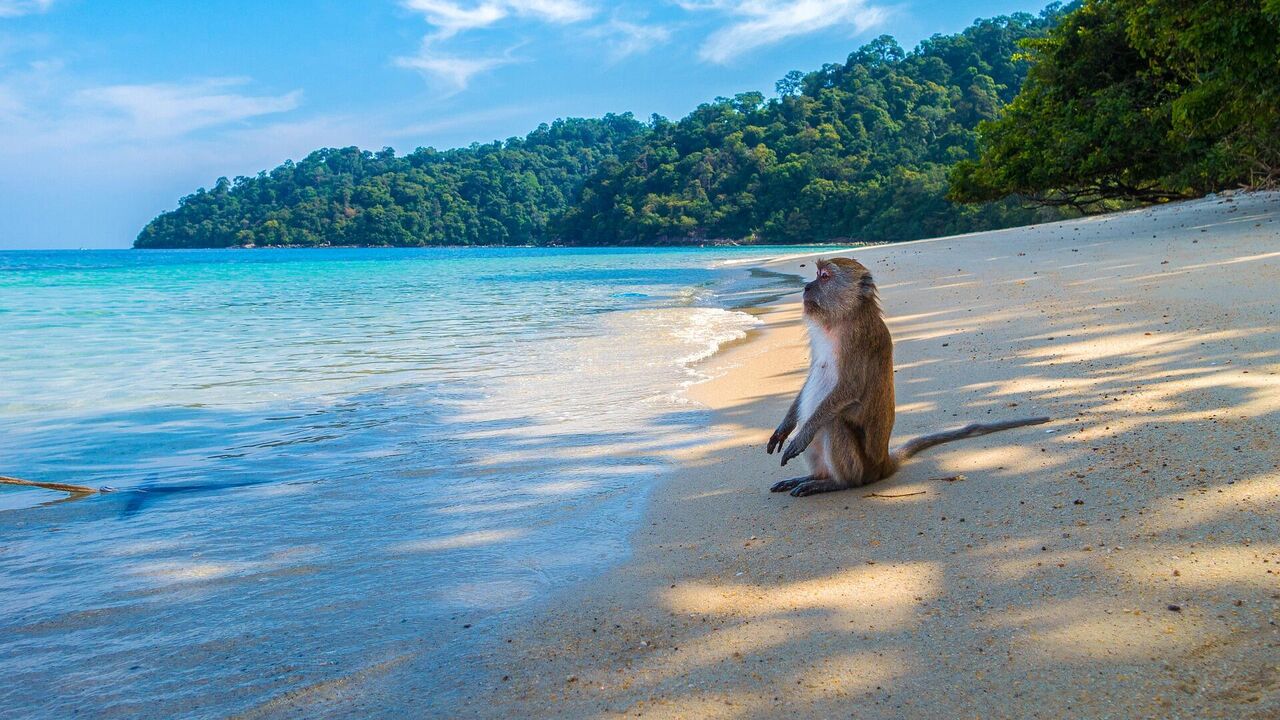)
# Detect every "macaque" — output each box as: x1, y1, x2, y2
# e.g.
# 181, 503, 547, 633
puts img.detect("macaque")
766, 257, 1048, 496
